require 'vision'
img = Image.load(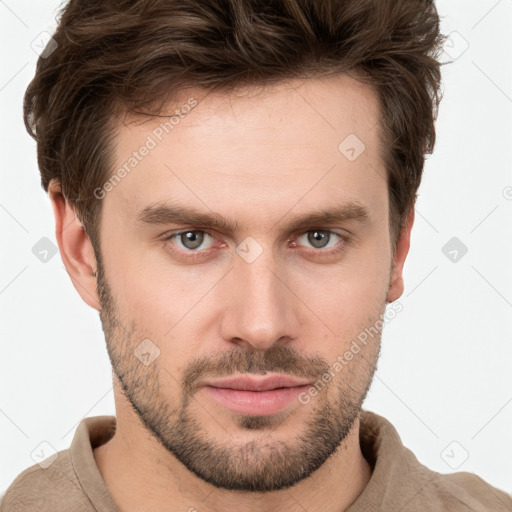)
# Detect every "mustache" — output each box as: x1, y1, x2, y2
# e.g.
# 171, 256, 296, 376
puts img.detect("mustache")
182, 344, 330, 395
